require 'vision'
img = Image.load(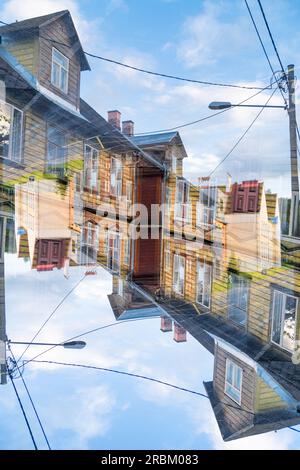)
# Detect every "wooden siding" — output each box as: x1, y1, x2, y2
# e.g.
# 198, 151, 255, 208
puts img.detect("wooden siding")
39, 17, 81, 109
2, 34, 39, 75
213, 344, 255, 435
254, 377, 287, 412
